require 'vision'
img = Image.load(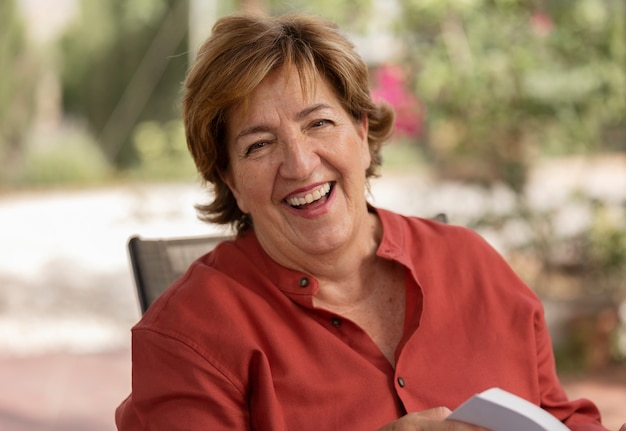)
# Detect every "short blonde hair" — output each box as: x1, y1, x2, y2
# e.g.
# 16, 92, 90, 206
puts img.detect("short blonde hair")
183, 12, 395, 233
